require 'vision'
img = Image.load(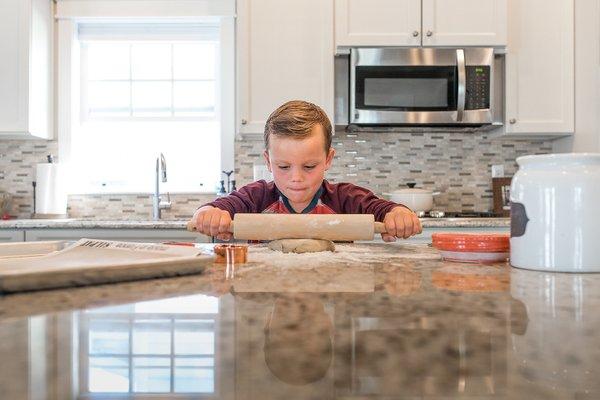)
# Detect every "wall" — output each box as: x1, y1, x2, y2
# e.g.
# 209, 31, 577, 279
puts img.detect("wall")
2, 1, 597, 219
236, 131, 553, 213
0, 139, 216, 219
1, 139, 59, 218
